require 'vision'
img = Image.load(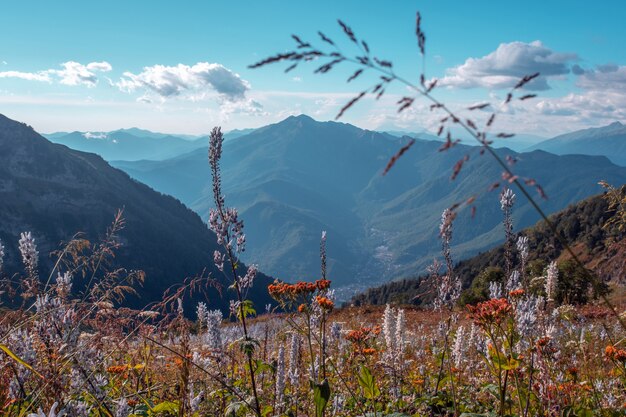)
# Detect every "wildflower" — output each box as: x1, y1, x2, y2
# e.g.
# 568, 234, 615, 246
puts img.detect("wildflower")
213, 250, 225, 271
516, 296, 542, 338
64, 401, 89, 417
275, 345, 286, 407
605, 345, 626, 362
27, 402, 65, 417
206, 309, 223, 350
506, 270, 521, 293
332, 394, 345, 416
509, 288, 525, 298
0, 239, 4, 272
516, 236, 529, 263
176, 298, 184, 316
316, 278, 331, 291
382, 304, 396, 353
467, 298, 512, 327
229, 300, 240, 317
500, 187, 516, 211
545, 261, 558, 302
55, 271, 72, 297
315, 295, 334, 311
489, 281, 503, 299
394, 308, 406, 362
452, 325, 466, 367
435, 210, 461, 310
187, 388, 203, 413
196, 302, 208, 327
19, 231, 38, 276
115, 397, 130, 417
107, 365, 129, 375
500, 188, 515, 275
320, 230, 327, 279
287, 333, 300, 386
239, 264, 257, 289
268, 280, 318, 300
330, 321, 342, 343
297, 303, 307, 313
468, 324, 480, 352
